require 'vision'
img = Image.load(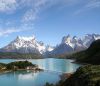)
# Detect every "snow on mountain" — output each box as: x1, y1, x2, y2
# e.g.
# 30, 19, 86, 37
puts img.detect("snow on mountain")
0, 36, 54, 54
50, 34, 100, 56
82, 34, 100, 48
62, 34, 100, 50
0, 34, 100, 56
61, 35, 86, 51
45, 45, 54, 51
